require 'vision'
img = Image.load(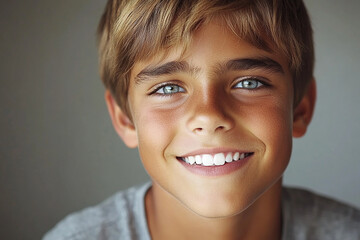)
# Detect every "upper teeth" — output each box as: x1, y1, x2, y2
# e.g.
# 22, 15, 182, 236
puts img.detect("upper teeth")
182, 152, 248, 166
